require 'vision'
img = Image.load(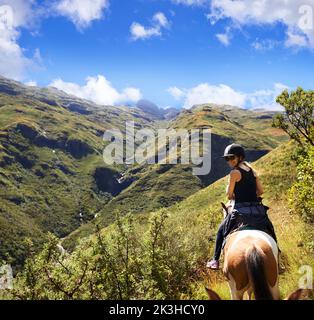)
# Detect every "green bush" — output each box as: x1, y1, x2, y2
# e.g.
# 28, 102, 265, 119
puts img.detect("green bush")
289, 146, 314, 224
6, 211, 199, 300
